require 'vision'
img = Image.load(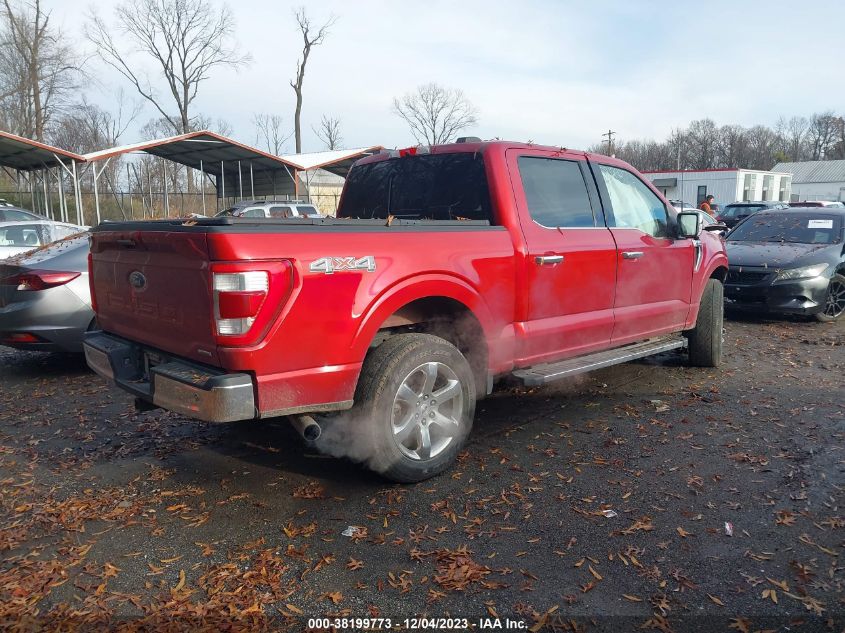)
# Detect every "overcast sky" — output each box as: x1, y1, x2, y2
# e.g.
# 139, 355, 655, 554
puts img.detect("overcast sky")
56, 0, 845, 154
